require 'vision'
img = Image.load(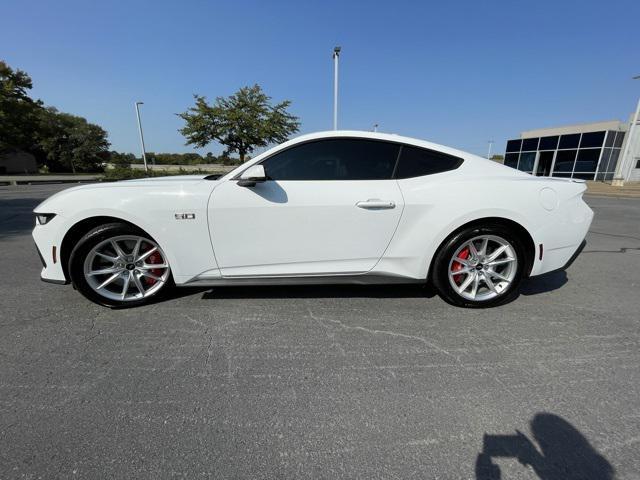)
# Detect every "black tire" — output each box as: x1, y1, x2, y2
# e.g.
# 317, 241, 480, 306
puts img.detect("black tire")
68, 222, 174, 308
431, 223, 527, 308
